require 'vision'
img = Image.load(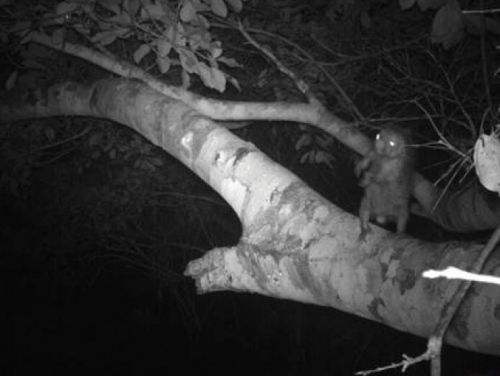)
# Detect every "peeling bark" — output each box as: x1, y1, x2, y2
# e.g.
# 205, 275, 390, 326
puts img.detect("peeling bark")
1, 78, 499, 356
